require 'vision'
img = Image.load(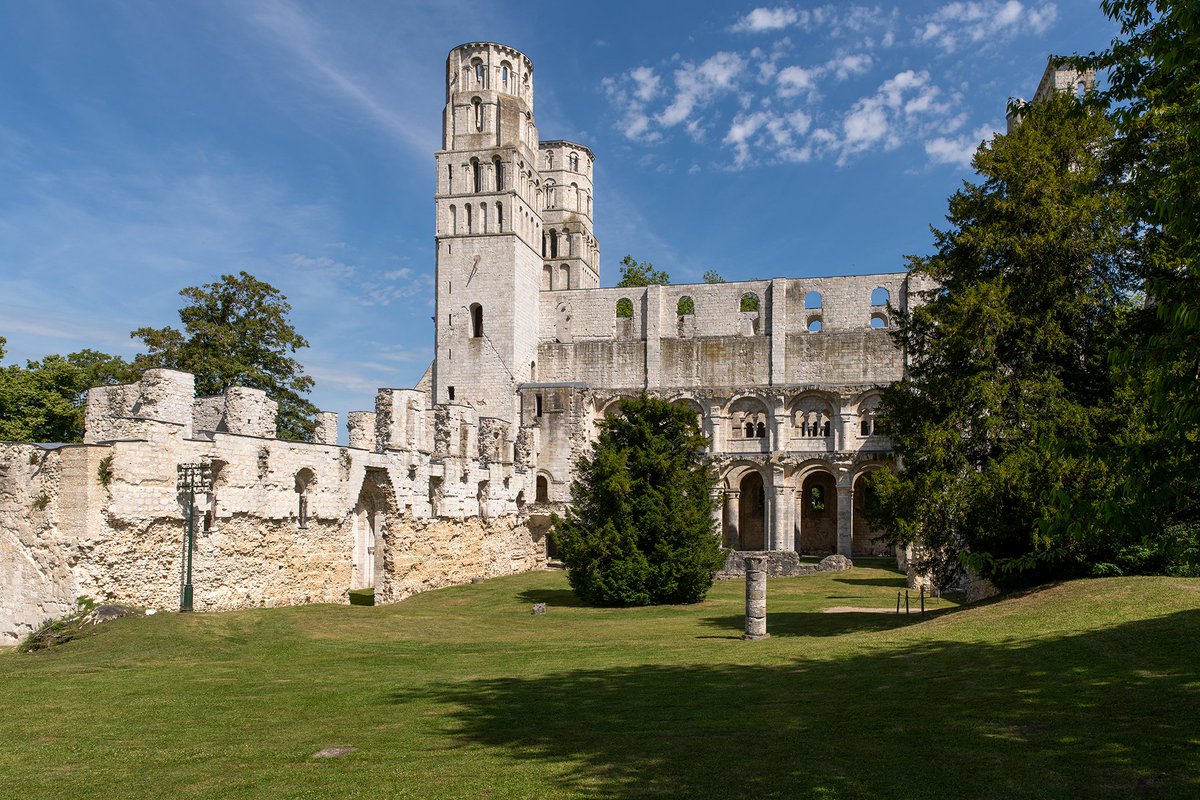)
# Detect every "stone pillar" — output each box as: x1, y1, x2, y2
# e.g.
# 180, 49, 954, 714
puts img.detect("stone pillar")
312, 412, 338, 445
708, 400, 726, 452
768, 279, 787, 386
771, 481, 788, 551
836, 483, 854, 556
724, 490, 741, 549
743, 554, 769, 640
347, 412, 377, 451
